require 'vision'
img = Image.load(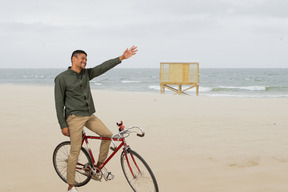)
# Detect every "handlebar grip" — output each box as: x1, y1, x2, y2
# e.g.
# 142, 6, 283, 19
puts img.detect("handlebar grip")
137, 133, 145, 137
